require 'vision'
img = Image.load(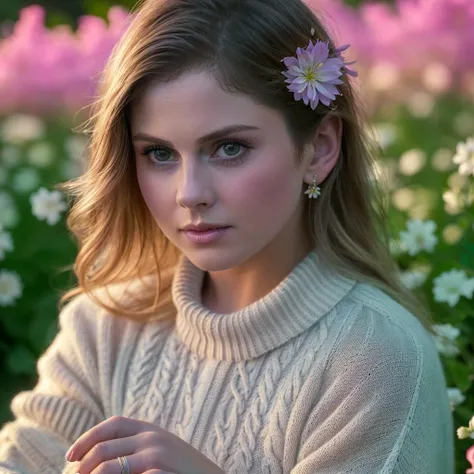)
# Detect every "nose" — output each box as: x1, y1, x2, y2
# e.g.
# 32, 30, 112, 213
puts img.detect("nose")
176, 159, 215, 210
